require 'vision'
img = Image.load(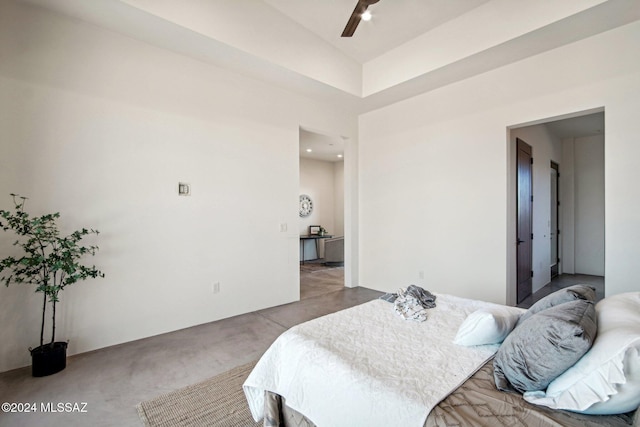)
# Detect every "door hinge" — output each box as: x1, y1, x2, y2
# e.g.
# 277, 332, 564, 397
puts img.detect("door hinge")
531, 270, 534, 278
531, 195, 534, 202
530, 158, 533, 165
531, 233, 534, 240
557, 229, 561, 235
